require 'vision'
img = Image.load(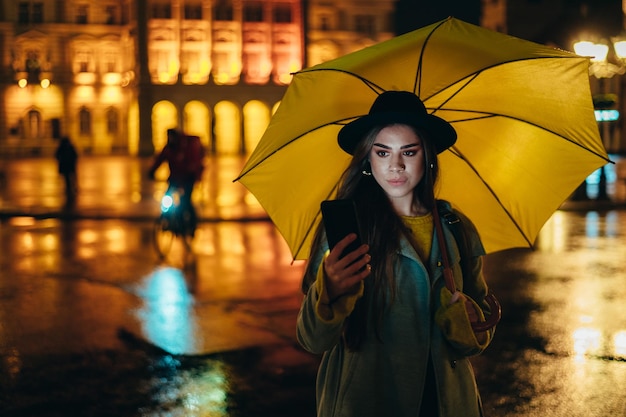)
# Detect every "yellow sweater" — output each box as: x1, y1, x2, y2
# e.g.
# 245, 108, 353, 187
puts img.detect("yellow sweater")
401, 212, 433, 263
